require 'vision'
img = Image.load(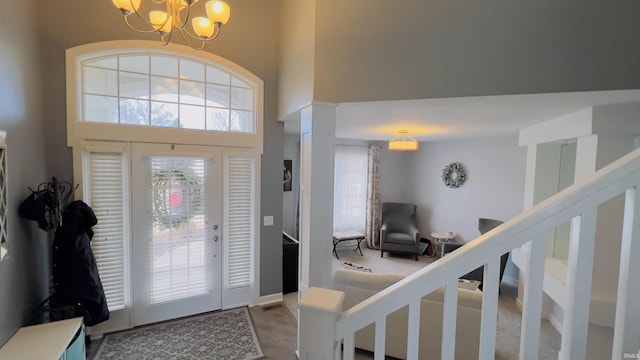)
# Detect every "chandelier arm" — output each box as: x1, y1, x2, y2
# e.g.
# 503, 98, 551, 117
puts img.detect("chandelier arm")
175, 28, 206, 50
172, 3, 190, 31
180, 23, 222, 42
124, 16, 165, 34
127, 5, 169, 29
160, 27, 173, 46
